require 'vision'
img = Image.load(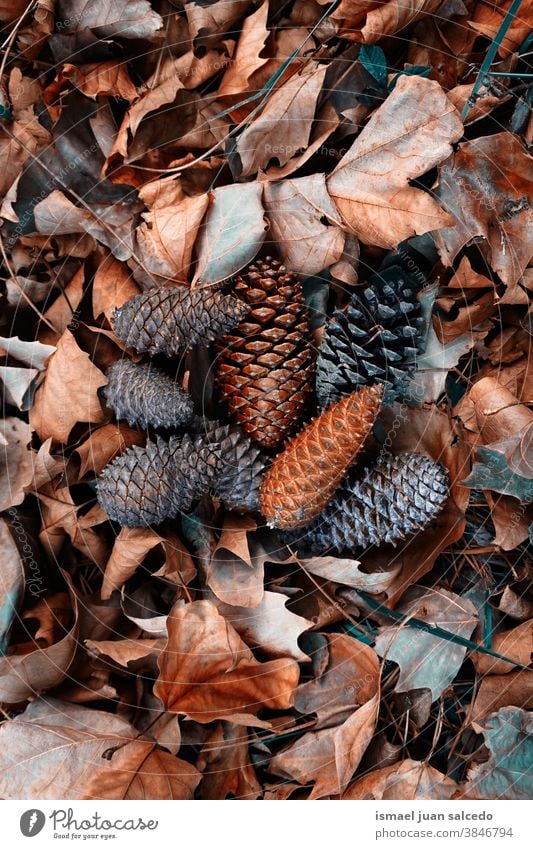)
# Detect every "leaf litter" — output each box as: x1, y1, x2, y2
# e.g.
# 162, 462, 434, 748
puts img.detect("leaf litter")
0, 0, 532, 801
